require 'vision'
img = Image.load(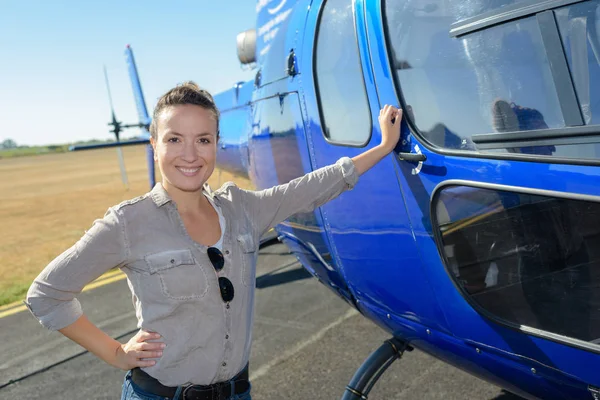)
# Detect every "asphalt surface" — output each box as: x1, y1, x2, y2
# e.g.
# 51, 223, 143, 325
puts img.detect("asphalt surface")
0, 242, 524, 399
